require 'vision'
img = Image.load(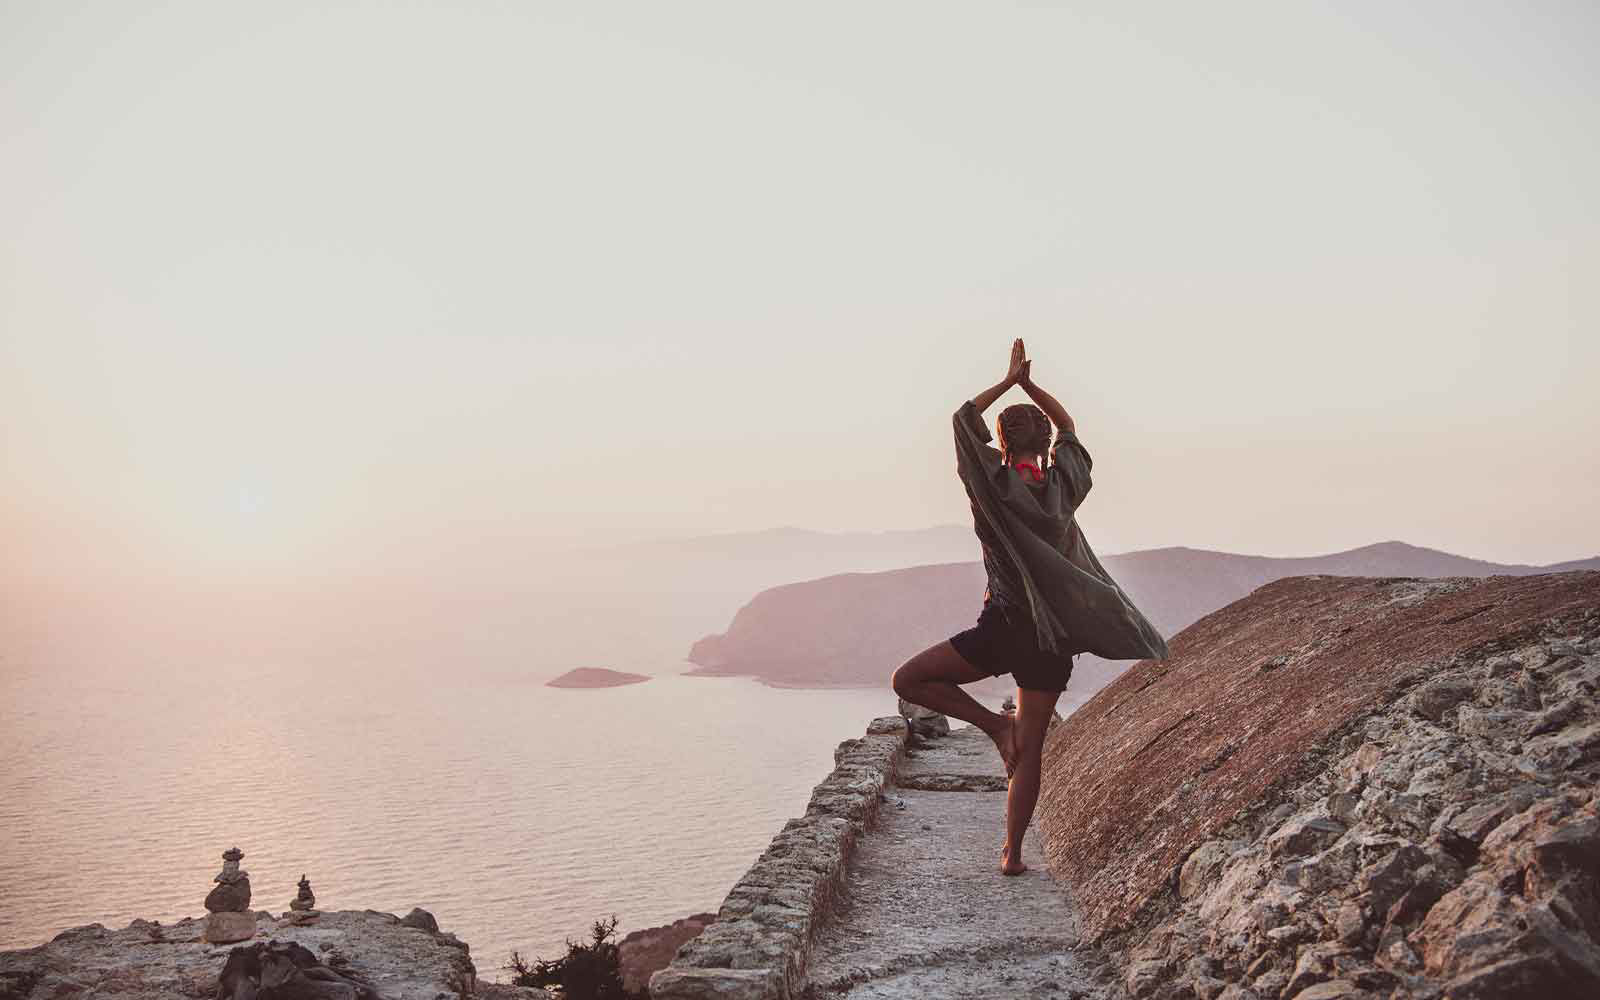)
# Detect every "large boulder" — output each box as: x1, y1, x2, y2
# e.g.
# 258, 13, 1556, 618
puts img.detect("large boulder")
203, 911, 258, 945
399, 907, 438, 933
205, 877, 252, 914
216, 939, 380, 1000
